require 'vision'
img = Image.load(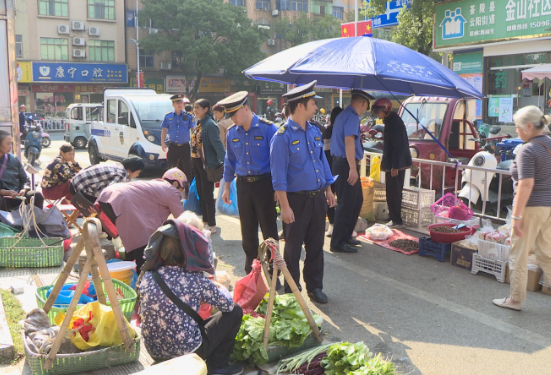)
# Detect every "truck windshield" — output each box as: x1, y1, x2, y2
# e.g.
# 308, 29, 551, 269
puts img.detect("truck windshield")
401, 103, 448, 141
129, 97, 174, 122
